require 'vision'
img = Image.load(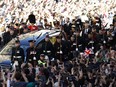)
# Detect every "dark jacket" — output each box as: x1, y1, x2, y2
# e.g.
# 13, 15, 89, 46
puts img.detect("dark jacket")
11, 46, 25, 62
28, 14, 36, 24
